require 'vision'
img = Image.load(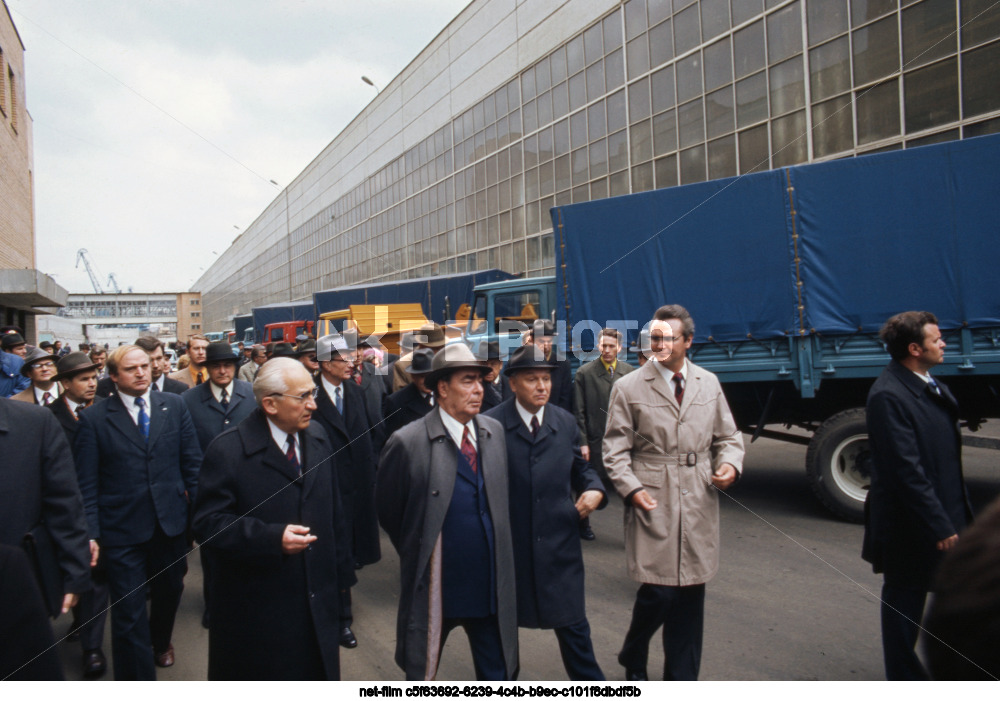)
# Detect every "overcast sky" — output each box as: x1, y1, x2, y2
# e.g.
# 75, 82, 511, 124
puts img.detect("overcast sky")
8, 0, 470, 293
